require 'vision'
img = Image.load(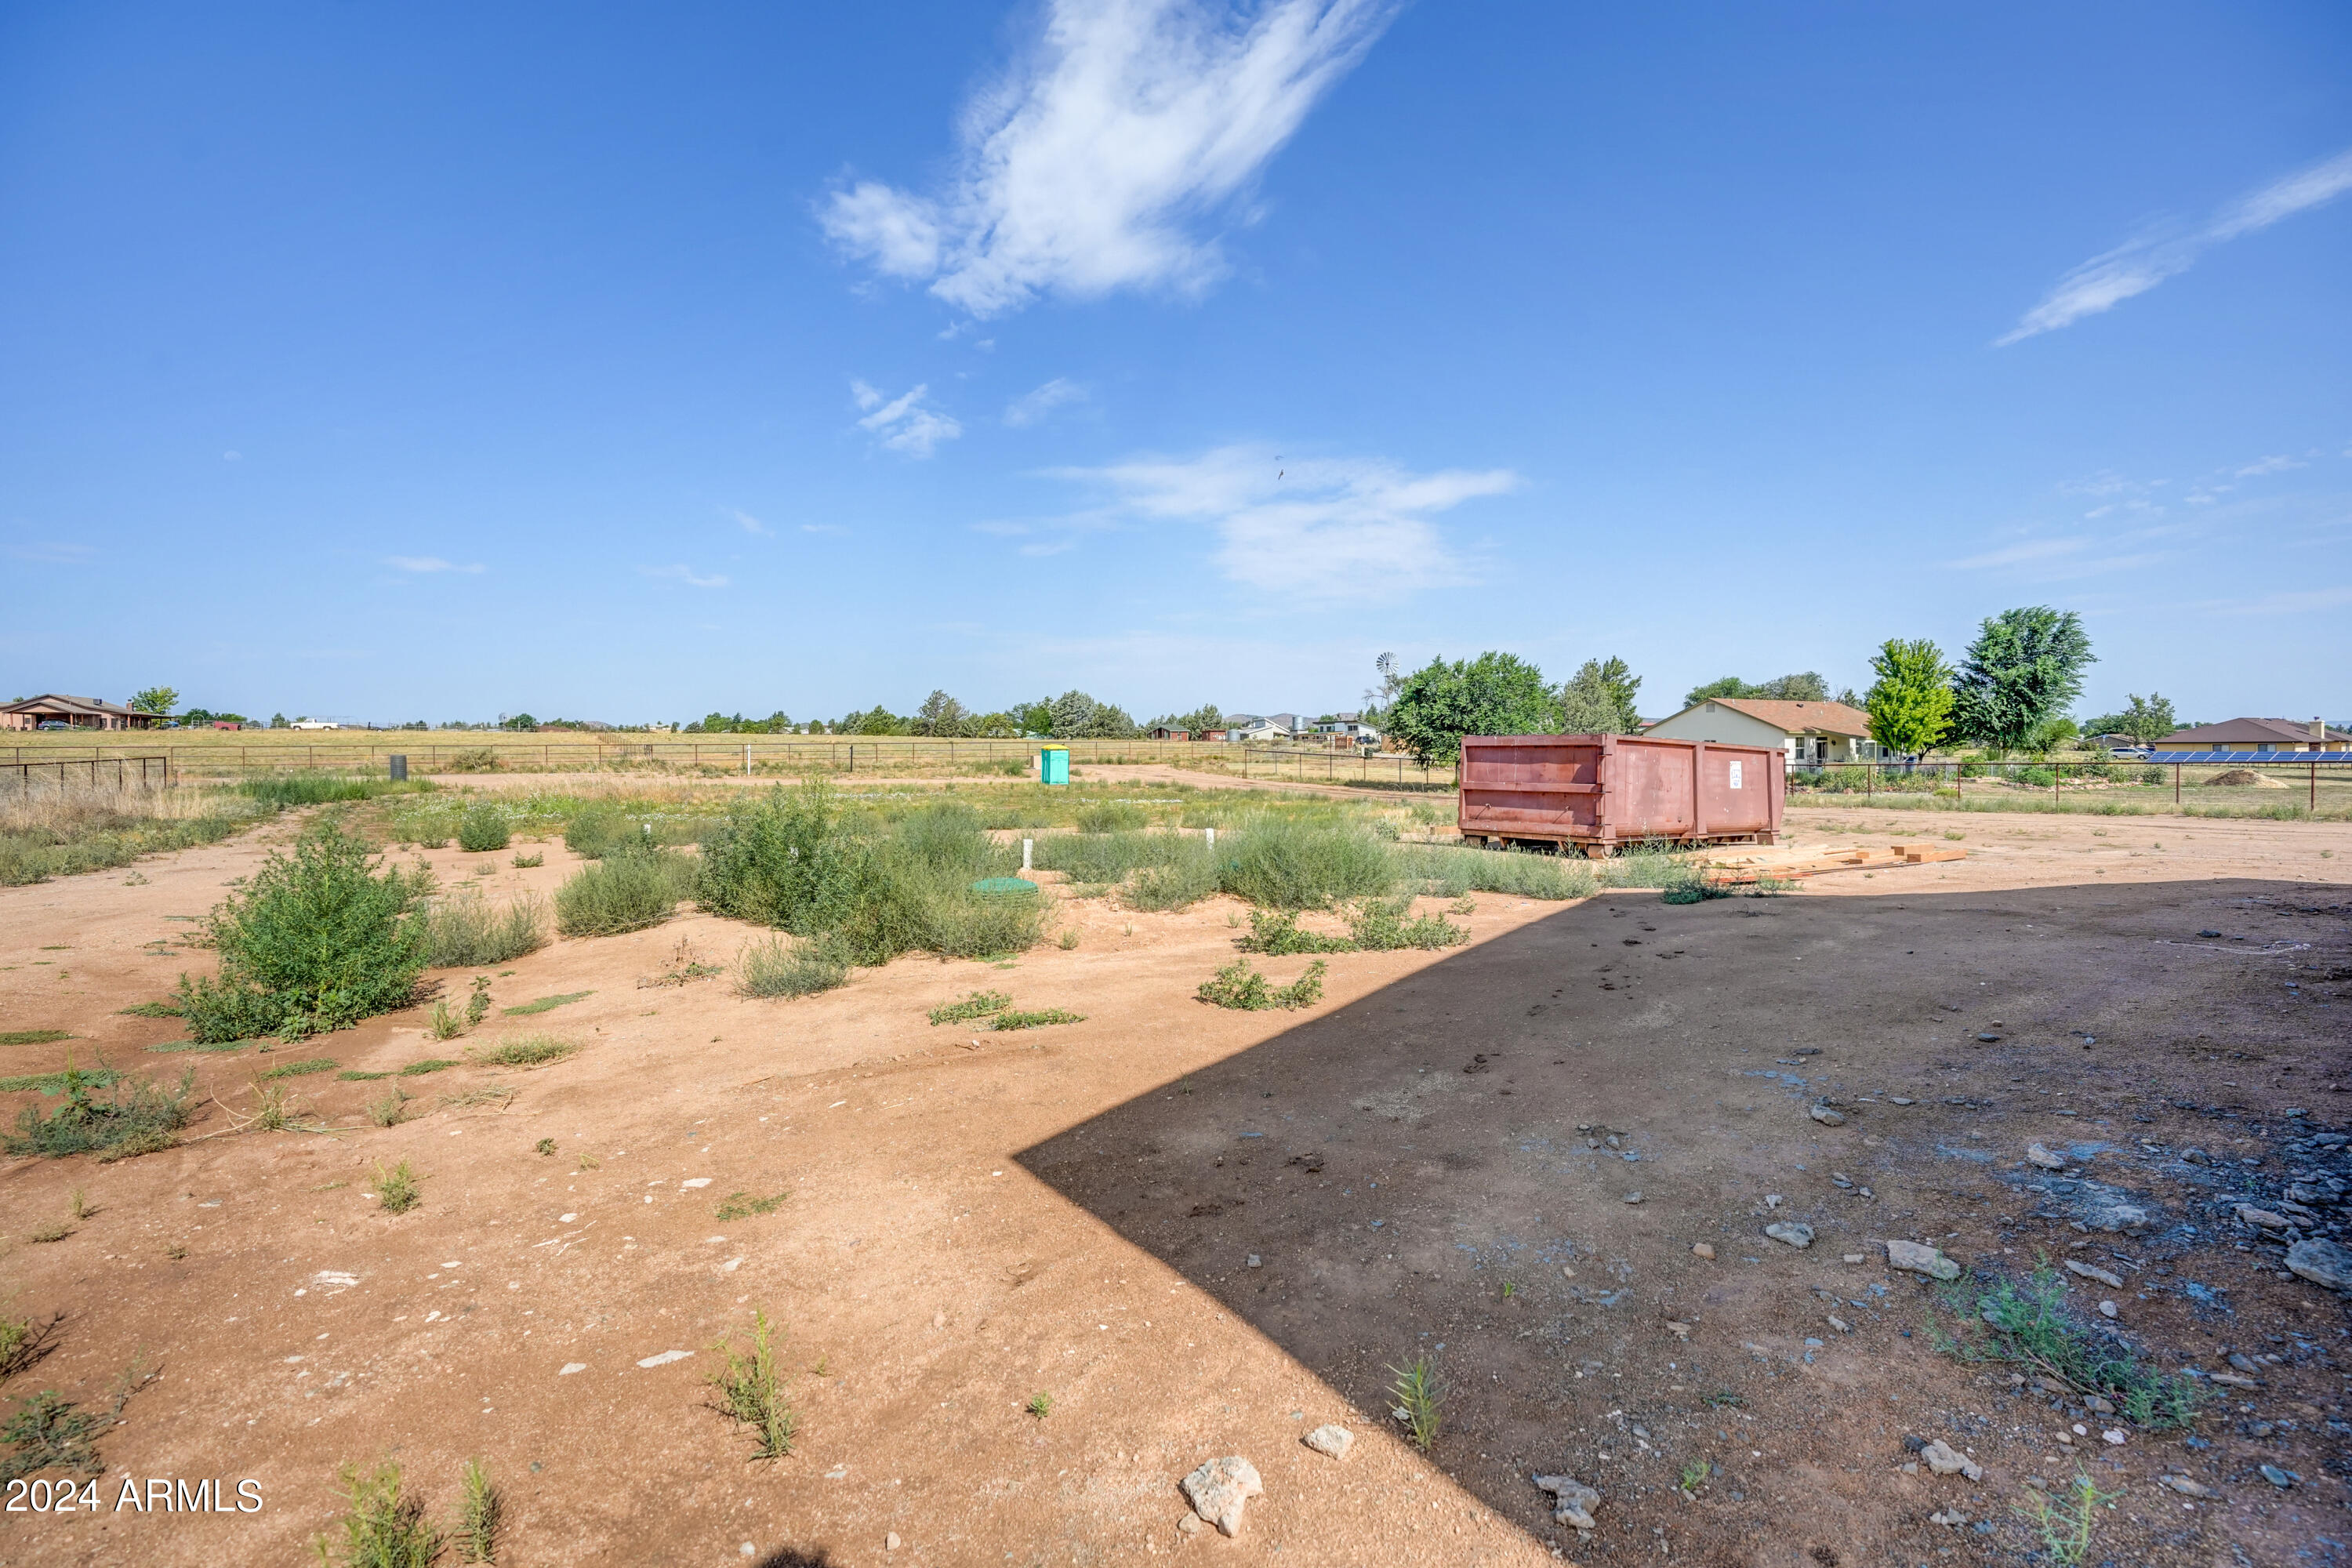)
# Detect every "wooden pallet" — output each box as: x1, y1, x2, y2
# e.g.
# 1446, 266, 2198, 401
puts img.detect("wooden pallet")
1700, 841, 1967, 881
